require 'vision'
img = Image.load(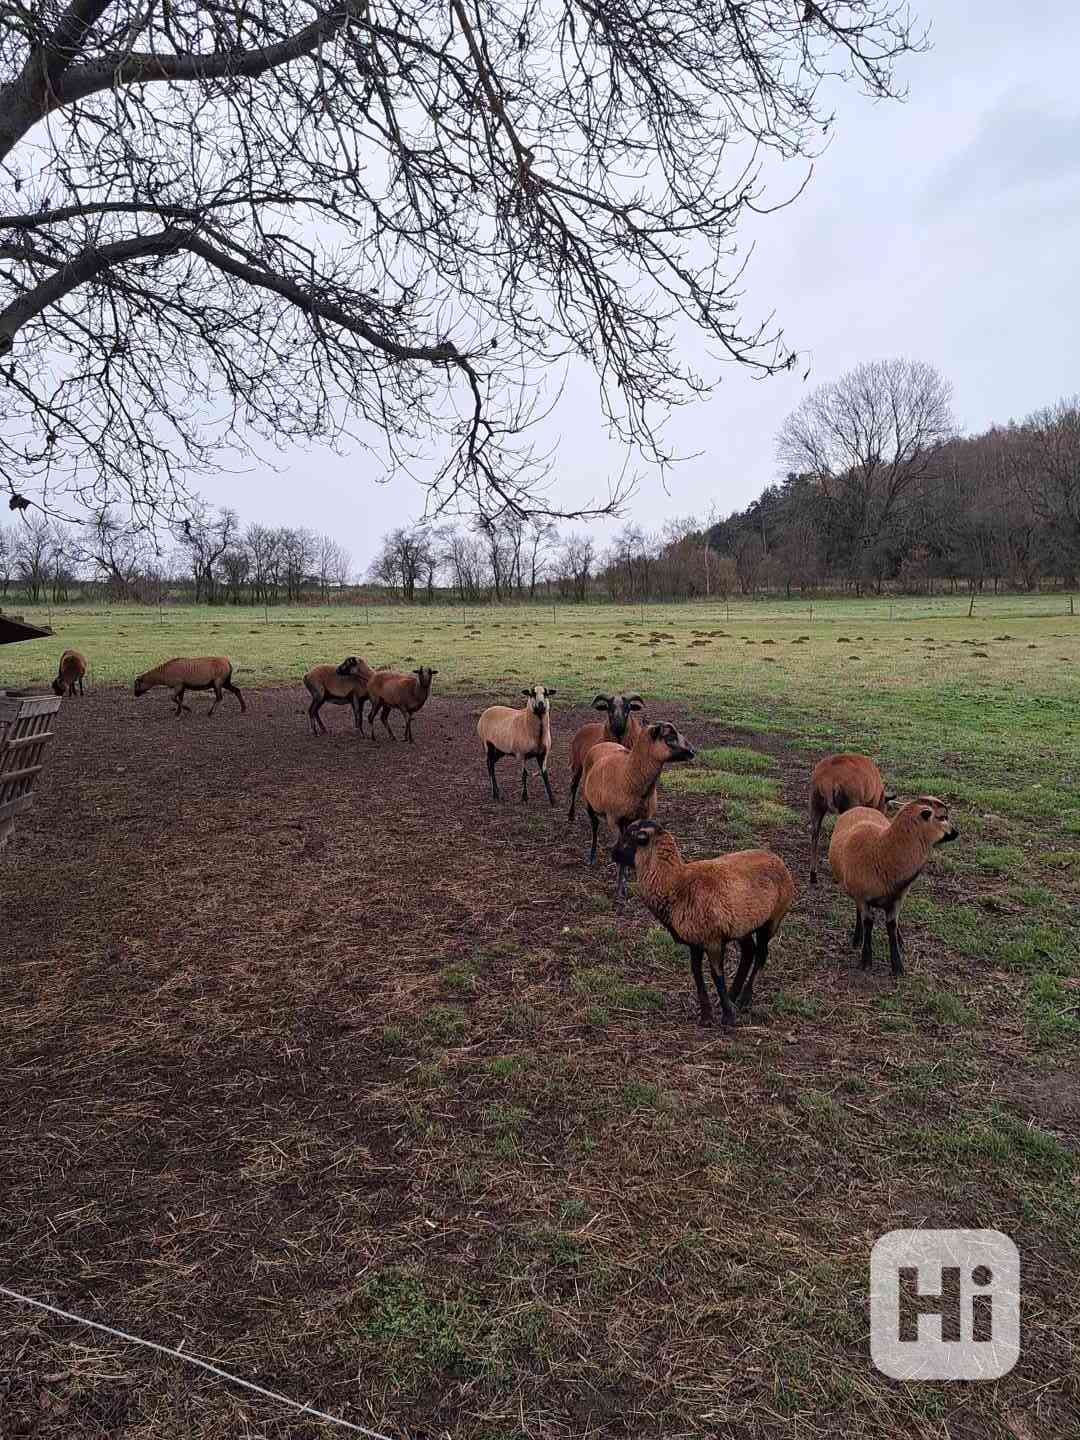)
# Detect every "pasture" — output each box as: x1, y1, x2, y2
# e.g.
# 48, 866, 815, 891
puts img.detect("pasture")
1, 596, 1078, 1439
